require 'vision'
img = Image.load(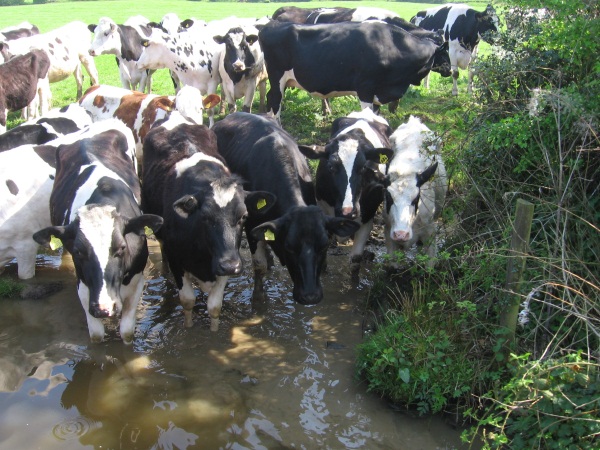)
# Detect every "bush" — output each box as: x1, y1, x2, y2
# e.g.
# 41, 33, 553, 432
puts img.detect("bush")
0, 0, 25, 5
